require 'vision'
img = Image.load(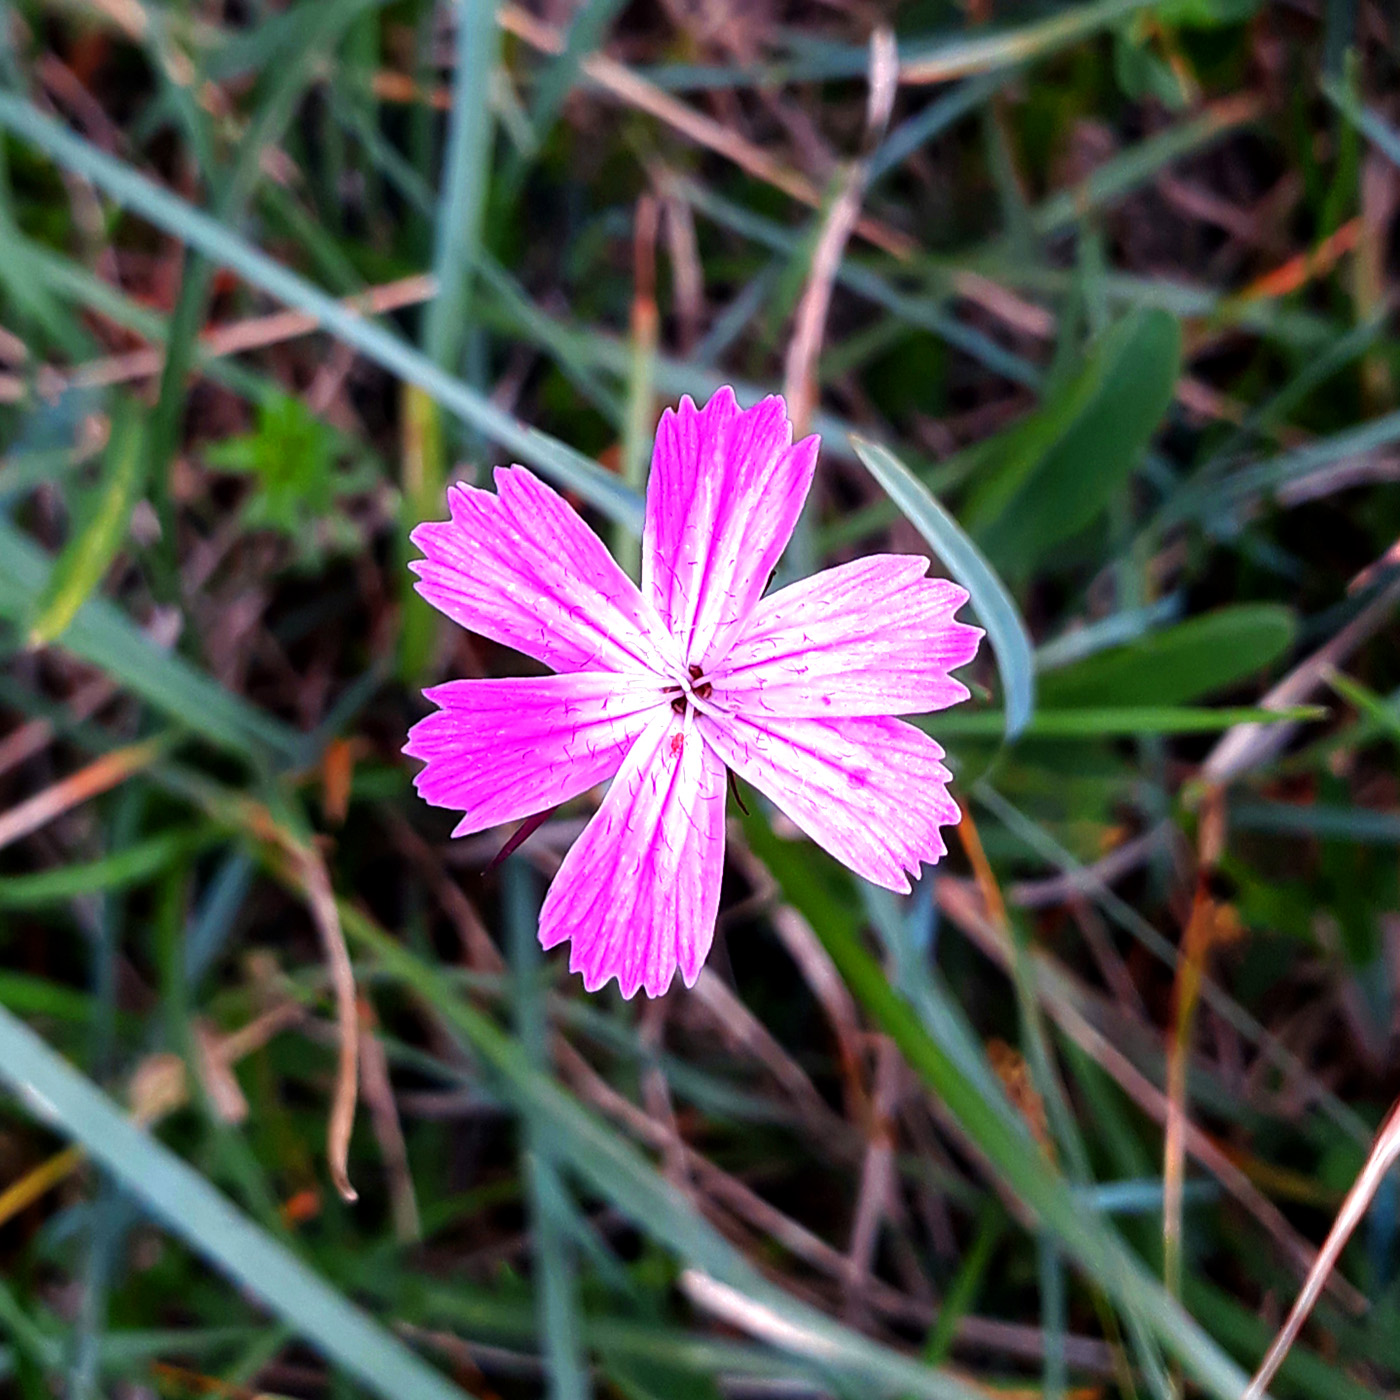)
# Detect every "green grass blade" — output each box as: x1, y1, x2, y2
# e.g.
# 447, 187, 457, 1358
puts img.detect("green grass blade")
928, 704, 1324, 739
422, 0, 498, 369
1324, 75, 1400, 171
1325, 669, 1400, 749
527, 0, 631, 137
1230, 802, 1400, 845
1029, 103, 1258, 239
852, 435, 1035, 739
506, 862, 592, 1400
869, 75, 1000, 183
0, 1006, 469, 1400
28, 405, 146, 648
0, 833, 198, 908
922, 1204, 1003, 1367
1165, 408, 1400, 523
